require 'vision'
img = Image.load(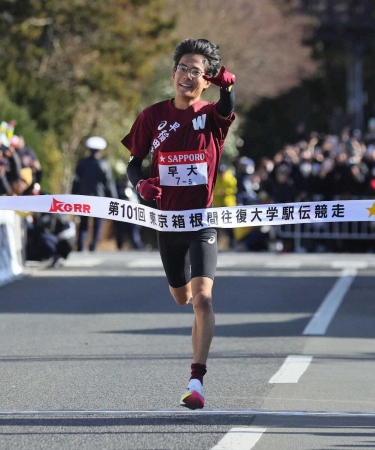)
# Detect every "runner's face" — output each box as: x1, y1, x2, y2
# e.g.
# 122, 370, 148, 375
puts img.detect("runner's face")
173, 54, 210, 105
